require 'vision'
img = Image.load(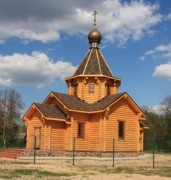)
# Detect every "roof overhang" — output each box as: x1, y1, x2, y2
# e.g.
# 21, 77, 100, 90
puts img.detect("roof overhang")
140, 119, 149, 129
49, 92, 146, 118
22, 103, 70, 124
65, 74, 121, 82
